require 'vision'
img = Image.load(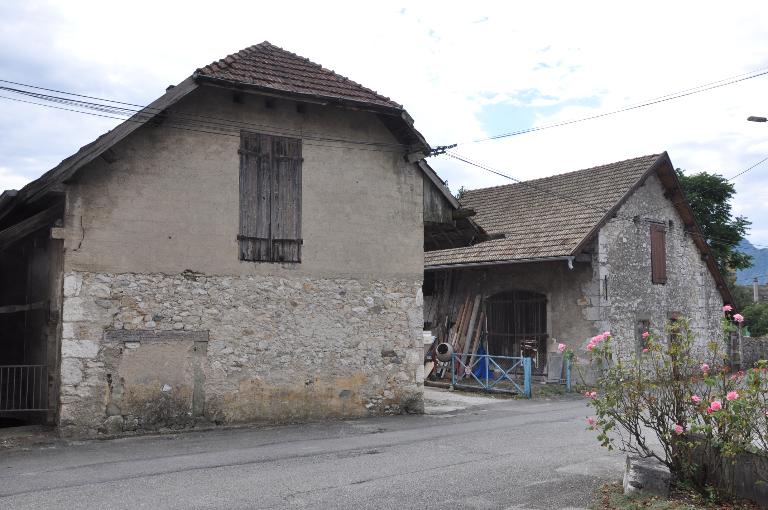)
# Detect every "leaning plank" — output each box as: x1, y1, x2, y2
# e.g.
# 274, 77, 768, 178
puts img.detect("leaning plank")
460, 295, 481, 364
452, 297, 471, 350
0, 206, 62, 251
467, 311, 485, 371
0, 301, 48, 314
